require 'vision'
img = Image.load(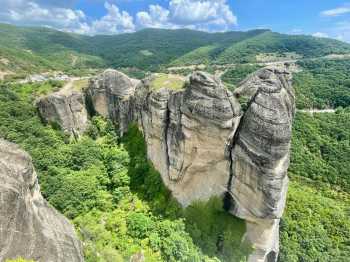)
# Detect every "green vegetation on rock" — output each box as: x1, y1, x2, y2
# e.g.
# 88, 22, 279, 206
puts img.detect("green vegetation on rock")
150, 74, 185, 91
5, 259, 36, 262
